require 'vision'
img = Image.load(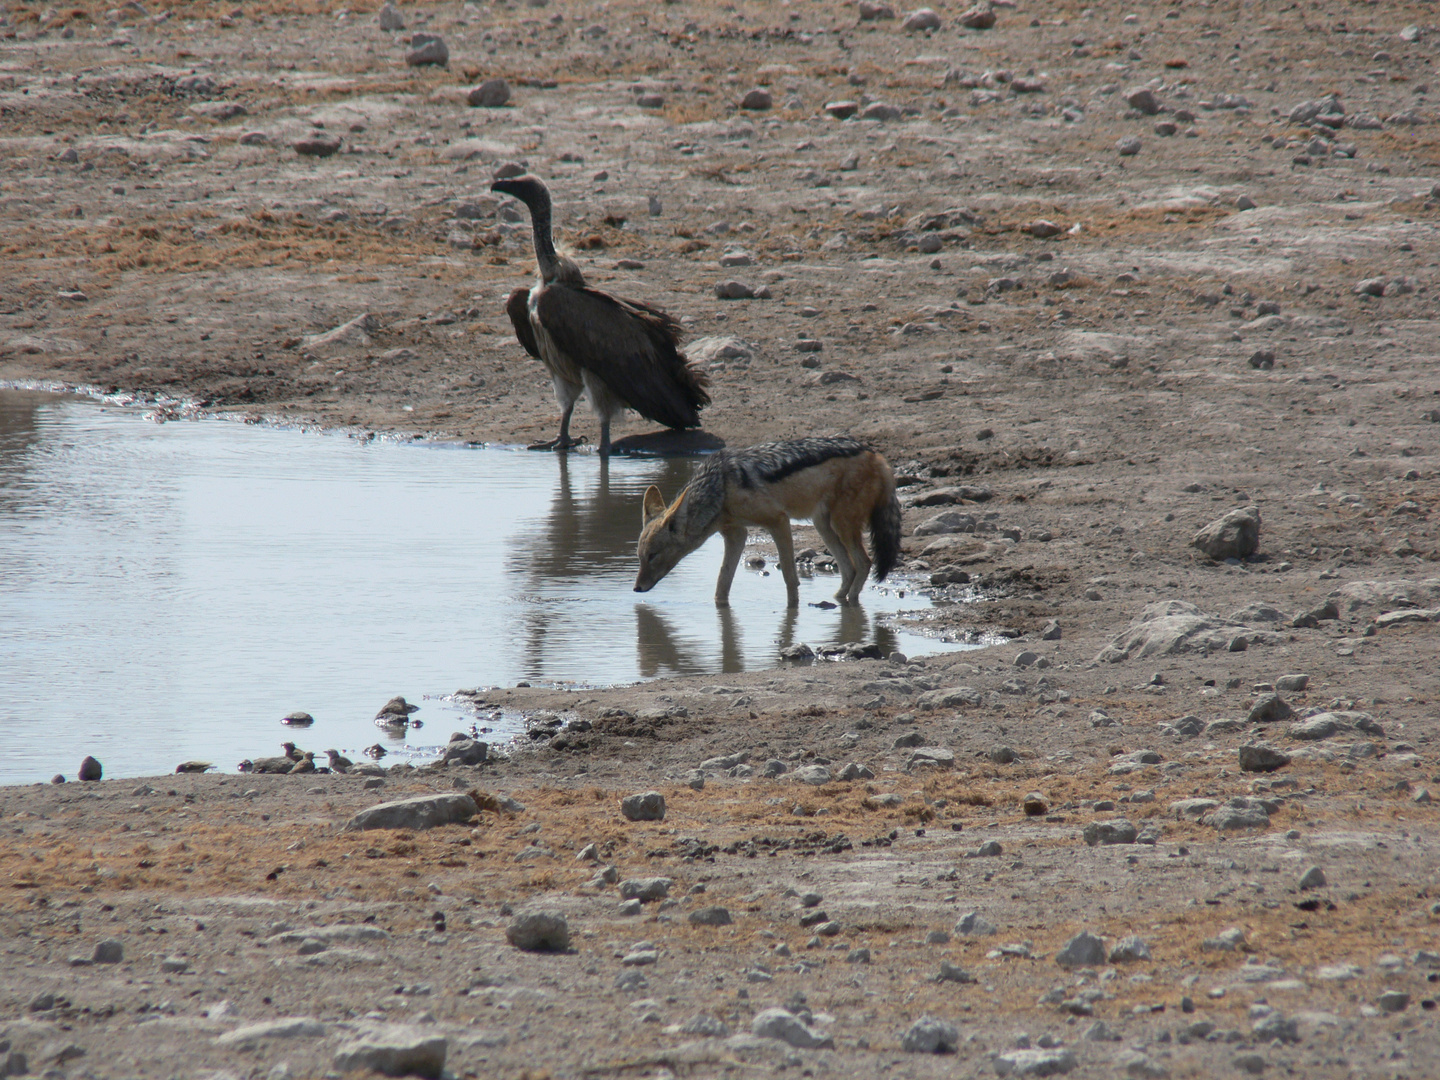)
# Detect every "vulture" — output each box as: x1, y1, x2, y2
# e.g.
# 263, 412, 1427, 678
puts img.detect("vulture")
490, 174, 710, 455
